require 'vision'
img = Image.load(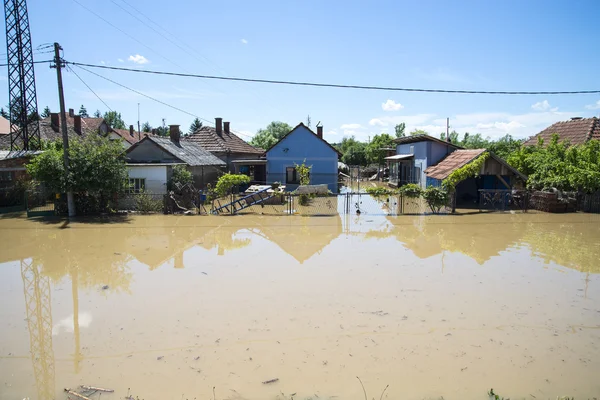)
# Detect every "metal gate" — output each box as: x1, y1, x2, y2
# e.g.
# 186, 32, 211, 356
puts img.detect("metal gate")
26, 189, 56, 217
